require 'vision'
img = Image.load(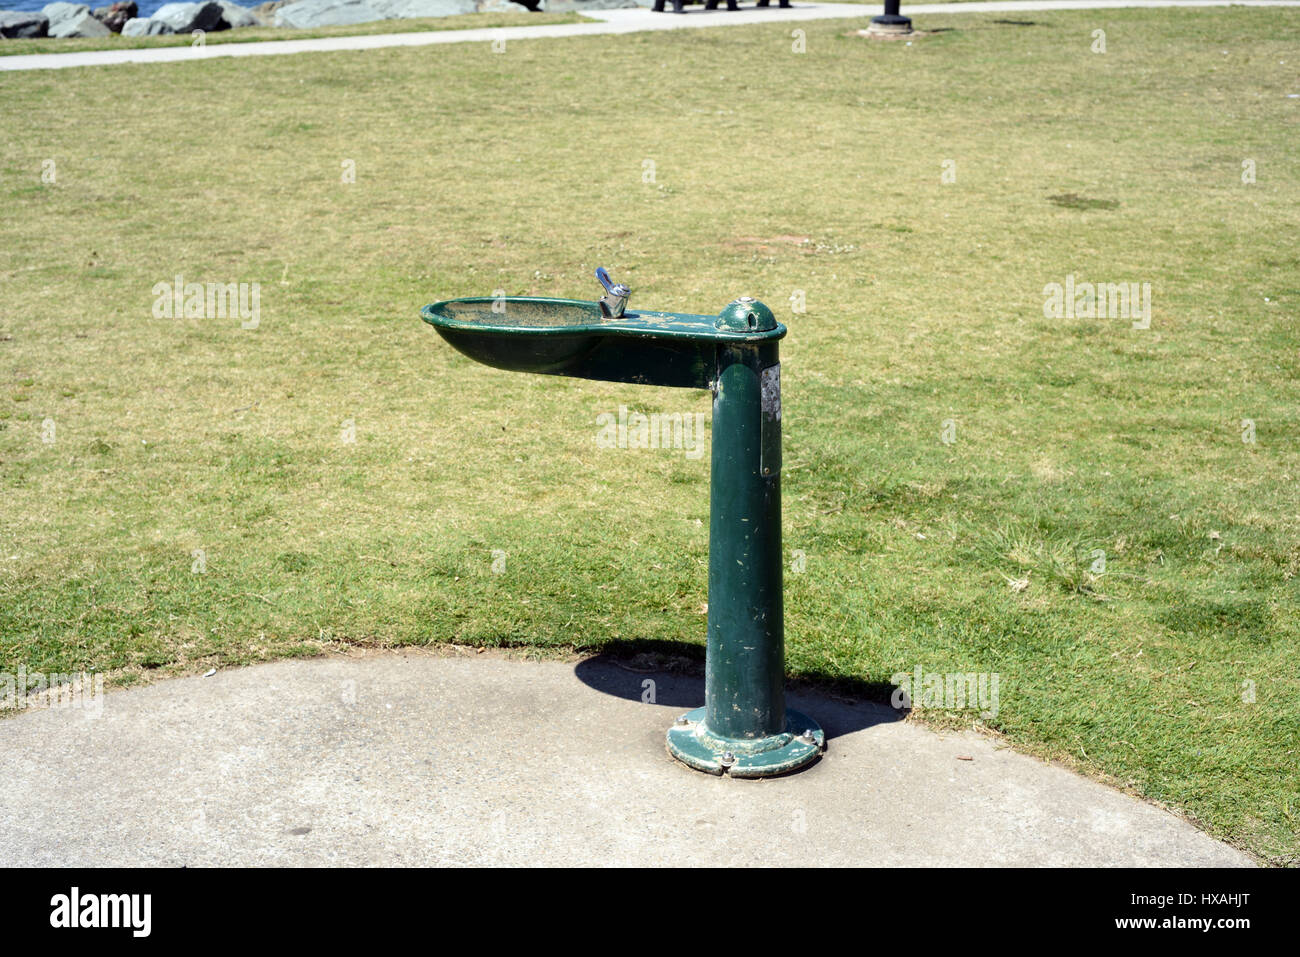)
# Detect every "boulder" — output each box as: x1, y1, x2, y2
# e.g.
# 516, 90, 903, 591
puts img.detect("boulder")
372, 0, 478, 17
152, 1, 225, 32
0, 11, 50, 37
216, 1, 259, 27
42, 3, 113, 36
92, 1, 137, 32
537, 0, 640, 9
272, 0, 515, 26
249, 0, 291, 26
42, 3, 87, 34
475, 0, 532, 11
120, 15, 171, 33
41, 2, 85, 30
69, 12, 112, 35
273, 0, 386, 28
